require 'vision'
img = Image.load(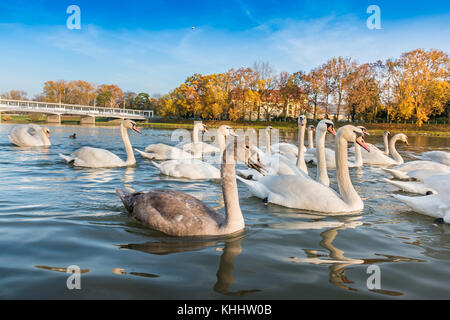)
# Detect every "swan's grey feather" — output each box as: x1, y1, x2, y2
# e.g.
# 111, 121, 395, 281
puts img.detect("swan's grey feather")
117, 188, 226, 236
